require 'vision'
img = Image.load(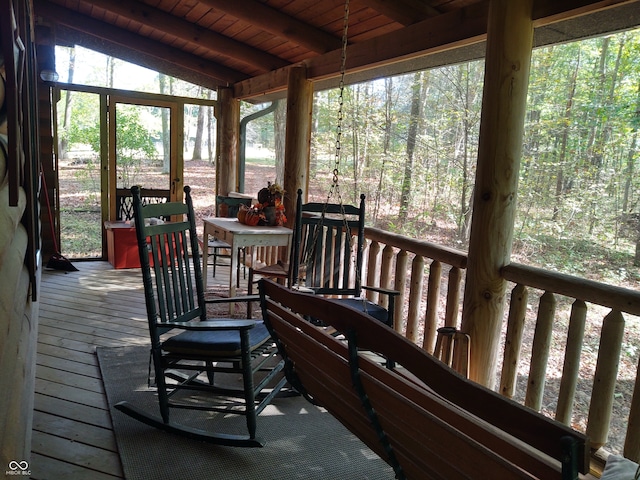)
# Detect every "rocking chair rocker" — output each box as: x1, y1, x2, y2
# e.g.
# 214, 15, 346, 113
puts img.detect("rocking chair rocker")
114, 185, 287, 447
